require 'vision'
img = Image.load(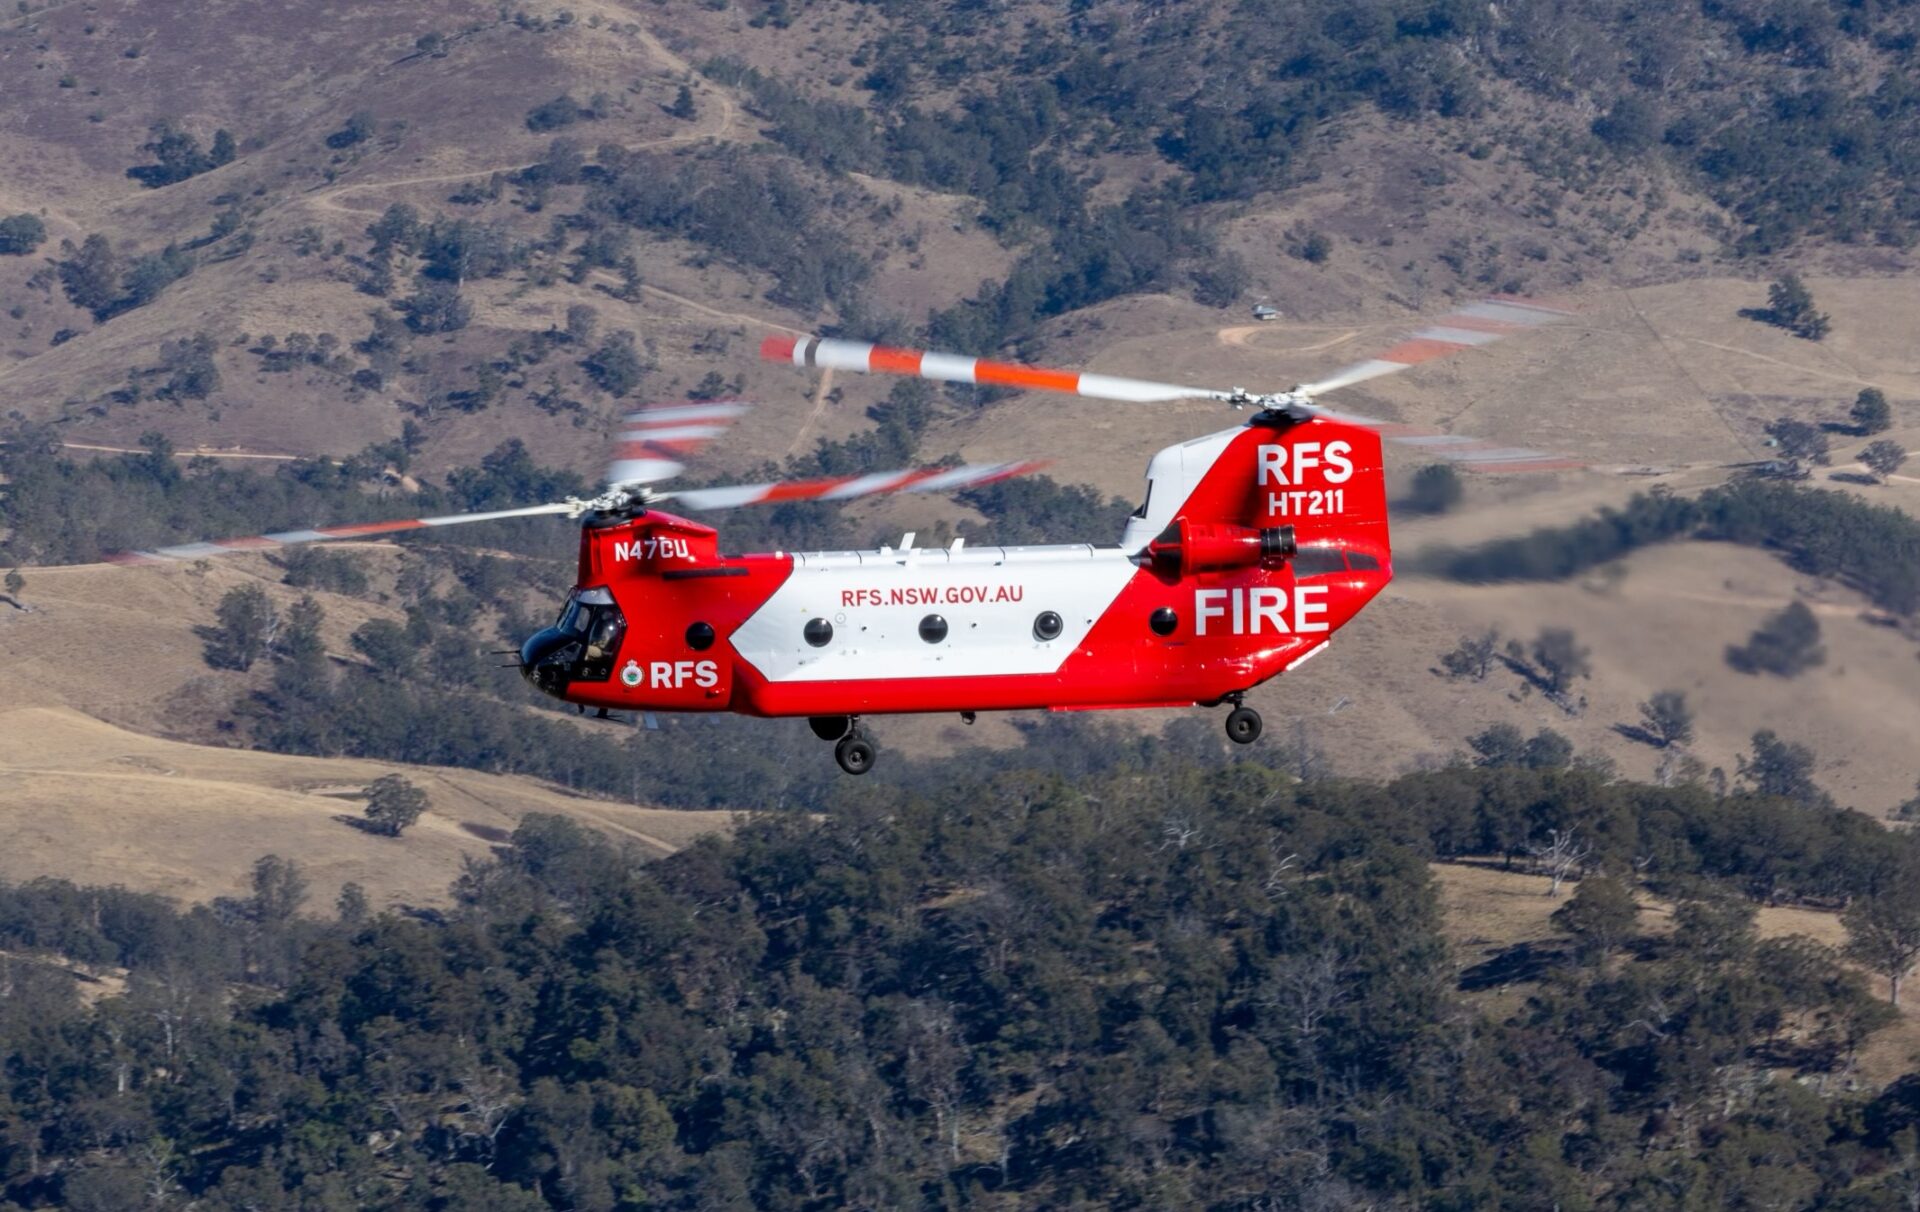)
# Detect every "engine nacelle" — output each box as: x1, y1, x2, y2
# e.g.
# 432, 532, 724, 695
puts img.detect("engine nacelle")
1147, 519, 1296, 576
